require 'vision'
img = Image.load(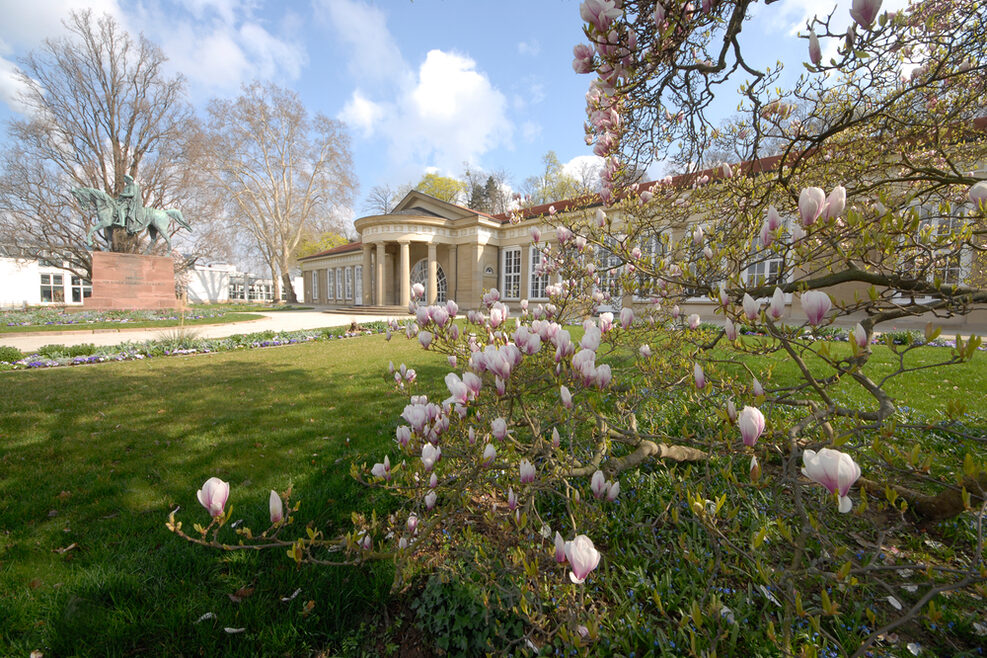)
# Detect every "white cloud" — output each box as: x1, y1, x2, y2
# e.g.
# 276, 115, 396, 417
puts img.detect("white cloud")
517, 39, 540, 56
563, 155, 604, 188
339, 89, 385, 137
326, 2, 515, 177
0, 0, 306, 113
521, 121, 541, 142
316, 0, 408, 89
